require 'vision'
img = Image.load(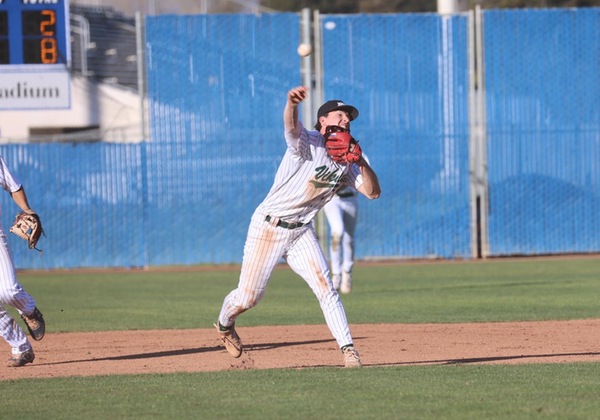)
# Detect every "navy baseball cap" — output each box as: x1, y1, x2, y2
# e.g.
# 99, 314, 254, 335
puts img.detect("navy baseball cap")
317, 100, 359, 121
